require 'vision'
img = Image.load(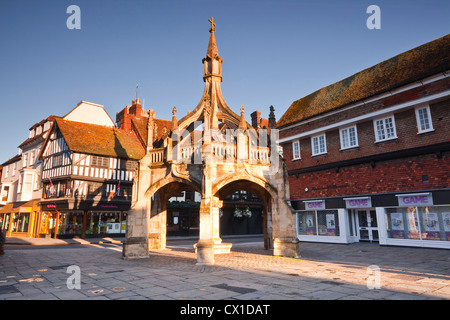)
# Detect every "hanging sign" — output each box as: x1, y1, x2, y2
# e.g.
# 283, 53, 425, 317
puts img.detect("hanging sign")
396, 193, 433, 207
344, 197, 372, 209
